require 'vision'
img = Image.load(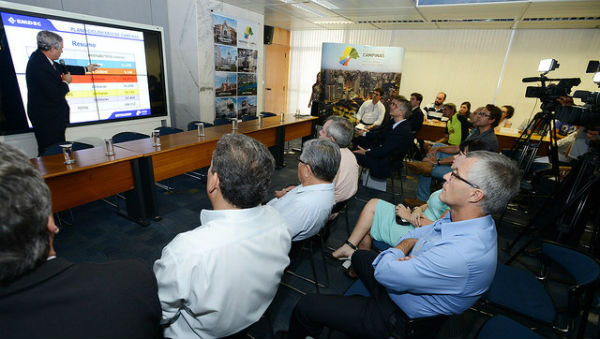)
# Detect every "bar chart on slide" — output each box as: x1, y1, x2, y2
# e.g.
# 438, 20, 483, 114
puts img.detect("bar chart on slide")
64, 51, 150, 123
